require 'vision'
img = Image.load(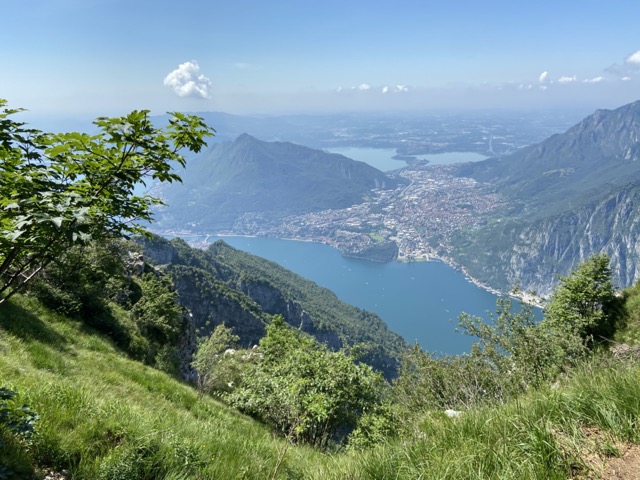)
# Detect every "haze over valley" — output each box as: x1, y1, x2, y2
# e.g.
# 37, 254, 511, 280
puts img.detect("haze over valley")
5, 2, 640, 478
151, 100, 640, 301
